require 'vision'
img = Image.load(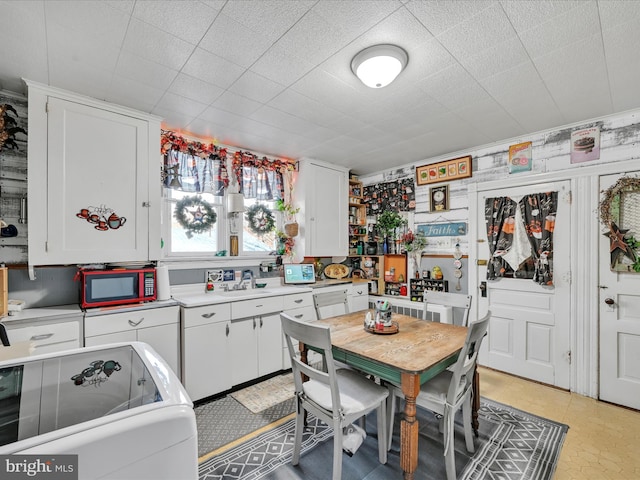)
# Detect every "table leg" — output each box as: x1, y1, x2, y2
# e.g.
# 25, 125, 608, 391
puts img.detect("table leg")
472, 368, 479, 435
400, 372, 420, 480
299, 342, 308, 425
